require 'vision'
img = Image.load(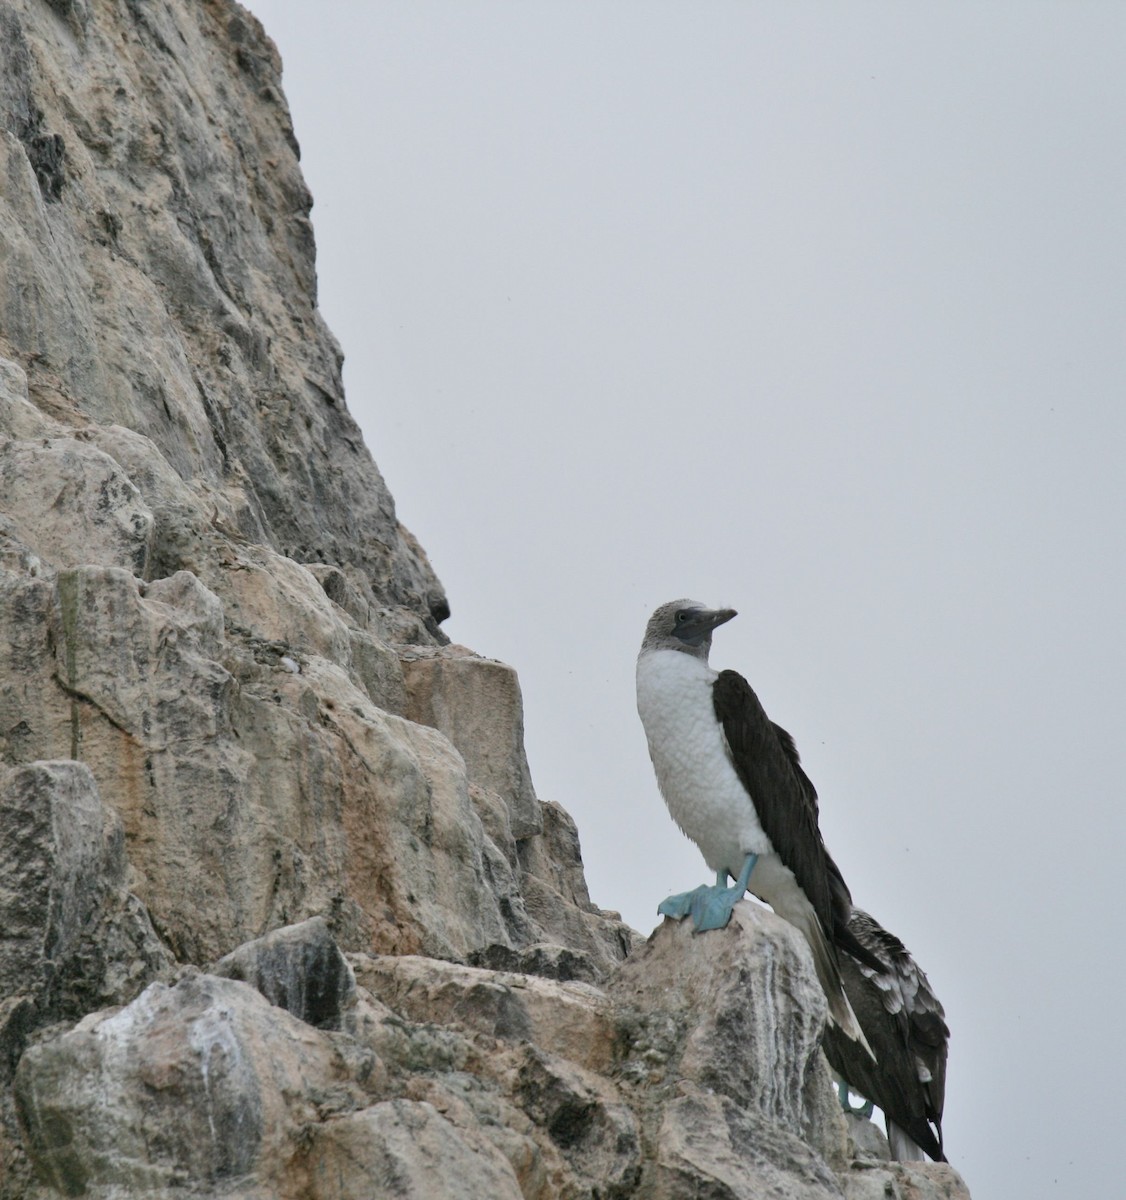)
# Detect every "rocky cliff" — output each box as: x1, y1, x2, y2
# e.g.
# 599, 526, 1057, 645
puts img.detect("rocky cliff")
0, 2, 970, 1197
